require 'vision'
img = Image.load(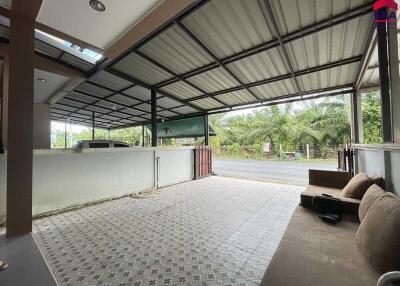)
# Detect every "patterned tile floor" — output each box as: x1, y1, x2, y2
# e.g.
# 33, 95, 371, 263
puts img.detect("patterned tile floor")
3, 176, 304, 286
